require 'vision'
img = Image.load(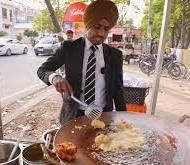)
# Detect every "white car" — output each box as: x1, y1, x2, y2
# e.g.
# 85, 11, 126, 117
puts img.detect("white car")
34, 37, 60, 56
0, 39, 28, 56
